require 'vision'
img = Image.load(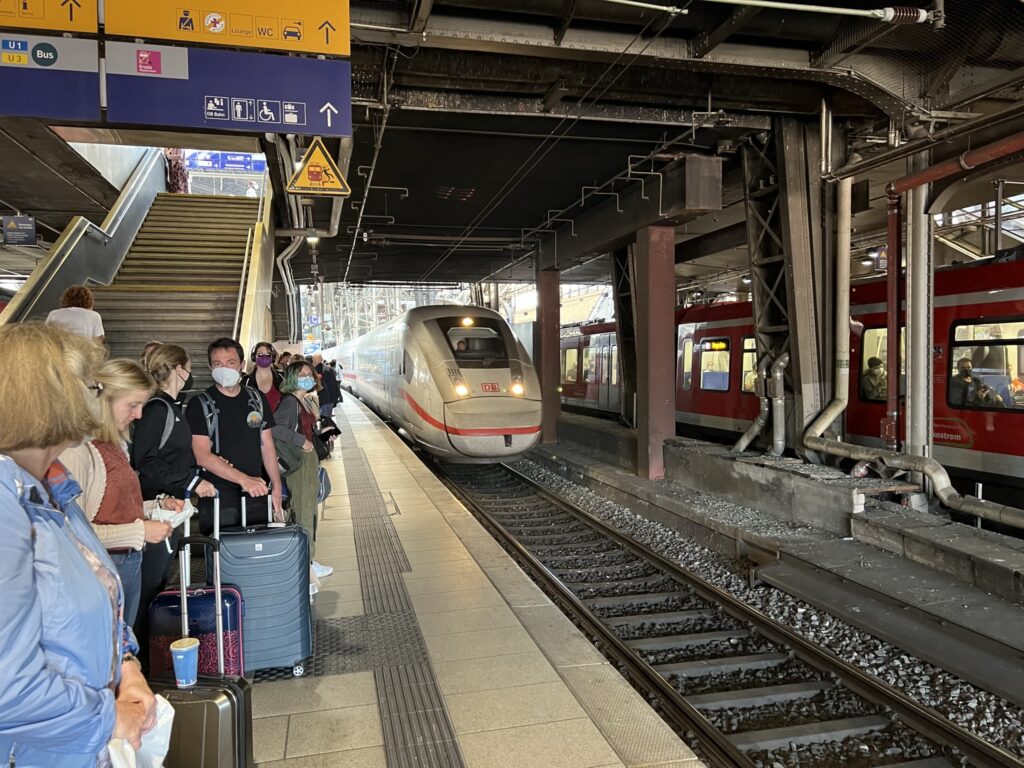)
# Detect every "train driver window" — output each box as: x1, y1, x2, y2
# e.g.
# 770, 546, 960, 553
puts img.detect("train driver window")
860, 328, 905, 402
439, 317, 510, 369
678, 329, 694, 390
699, 338, 730, 392
741, 337, 757, 393
564, 348, 579, 383
949, 319, 1024, 409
